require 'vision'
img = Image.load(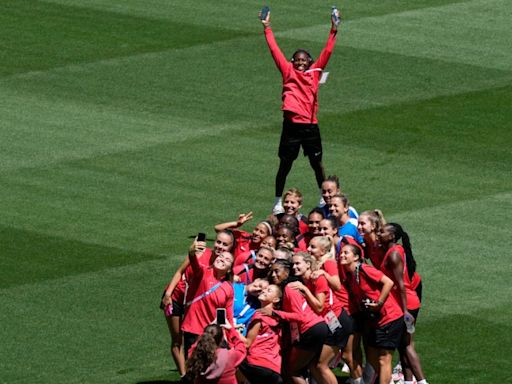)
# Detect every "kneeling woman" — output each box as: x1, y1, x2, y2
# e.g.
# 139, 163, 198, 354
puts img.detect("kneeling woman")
339, 244, 403, 384
262, 259, 329, 384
